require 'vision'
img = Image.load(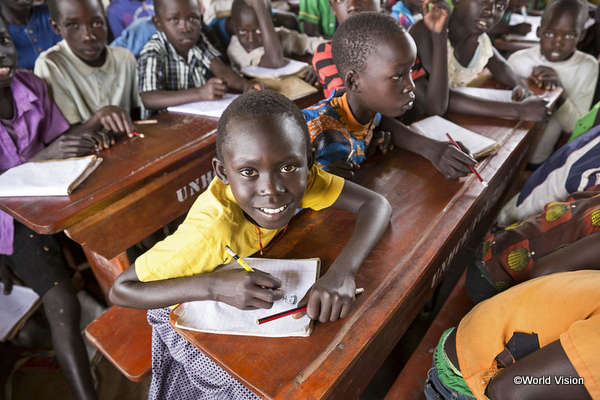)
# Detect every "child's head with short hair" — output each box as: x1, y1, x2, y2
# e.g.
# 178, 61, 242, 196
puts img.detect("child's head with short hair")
47, 0, 108, 67
153, 0, 203, 57
213, 90, 314, 230
328, 0, 379, 25
331, 12, 416, 119
230, 0, 269, 53
0, 15, 17, 91
451, 0, 508, 34
538, 0, 588, 62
